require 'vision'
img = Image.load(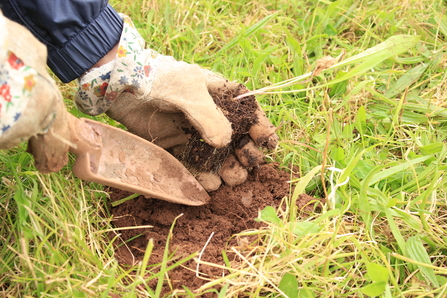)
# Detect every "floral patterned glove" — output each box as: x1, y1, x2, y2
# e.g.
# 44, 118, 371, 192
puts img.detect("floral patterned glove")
0, 11, 69, 173
75, 15, 231, 149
